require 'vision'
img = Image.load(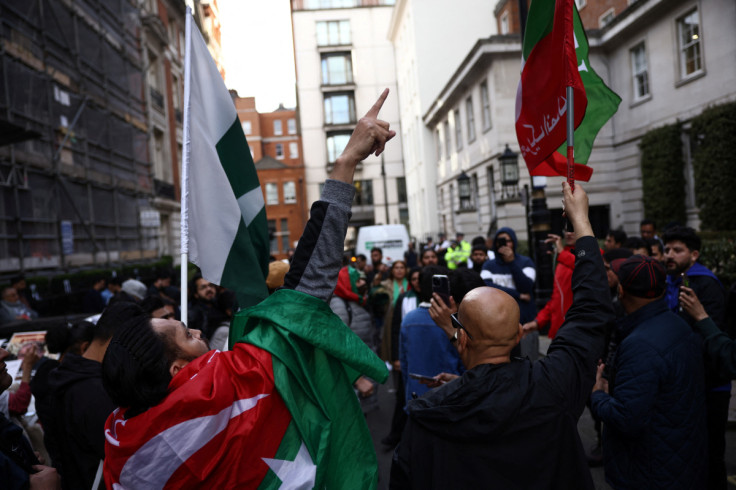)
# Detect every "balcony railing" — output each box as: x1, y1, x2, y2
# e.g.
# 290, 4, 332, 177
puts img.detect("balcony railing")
150, 87, 164, 111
